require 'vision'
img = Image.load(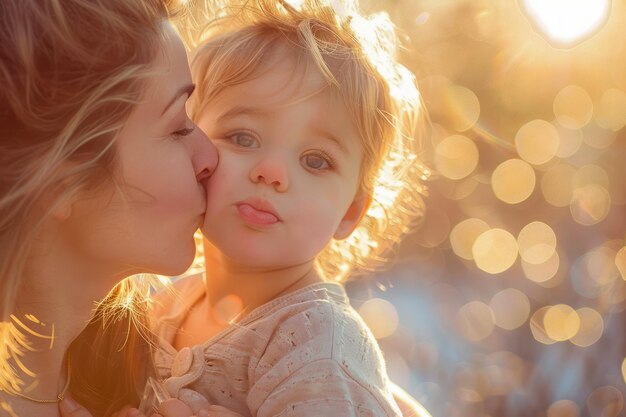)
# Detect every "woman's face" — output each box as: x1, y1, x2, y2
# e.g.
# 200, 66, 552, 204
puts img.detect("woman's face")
62, 23, 217, 278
